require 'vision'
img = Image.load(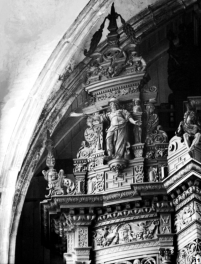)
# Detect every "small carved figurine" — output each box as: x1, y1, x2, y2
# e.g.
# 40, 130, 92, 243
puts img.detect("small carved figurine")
176, 108, 201, 152
133, 99, 142, 144
133, 99, 142, 113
